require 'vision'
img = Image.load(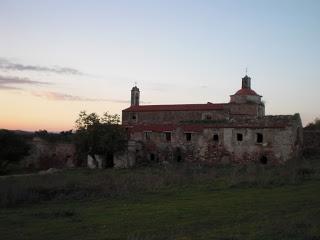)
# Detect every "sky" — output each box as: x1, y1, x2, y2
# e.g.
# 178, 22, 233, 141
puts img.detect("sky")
0, 0, 319, 131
